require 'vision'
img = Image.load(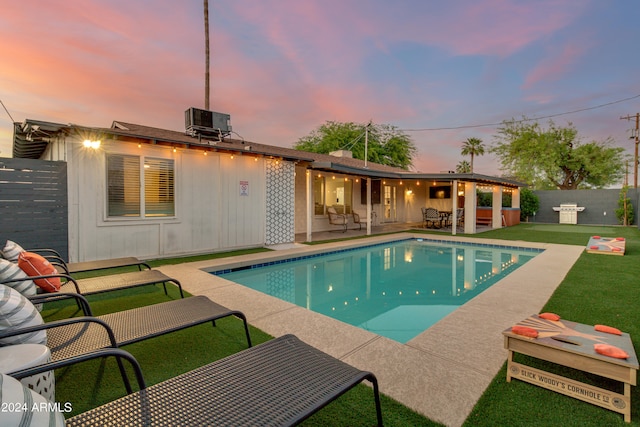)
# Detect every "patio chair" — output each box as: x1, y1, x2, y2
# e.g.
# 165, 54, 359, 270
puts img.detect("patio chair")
422, 207, 440, 228
456, 208, 464, 227
352, 211, 368, 230
327, 207, 348, 232
11, 336, 384, 426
